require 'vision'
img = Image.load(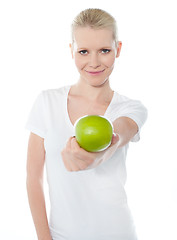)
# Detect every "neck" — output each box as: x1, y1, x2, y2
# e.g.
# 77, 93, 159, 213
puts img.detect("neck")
71, 78, 113, 103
